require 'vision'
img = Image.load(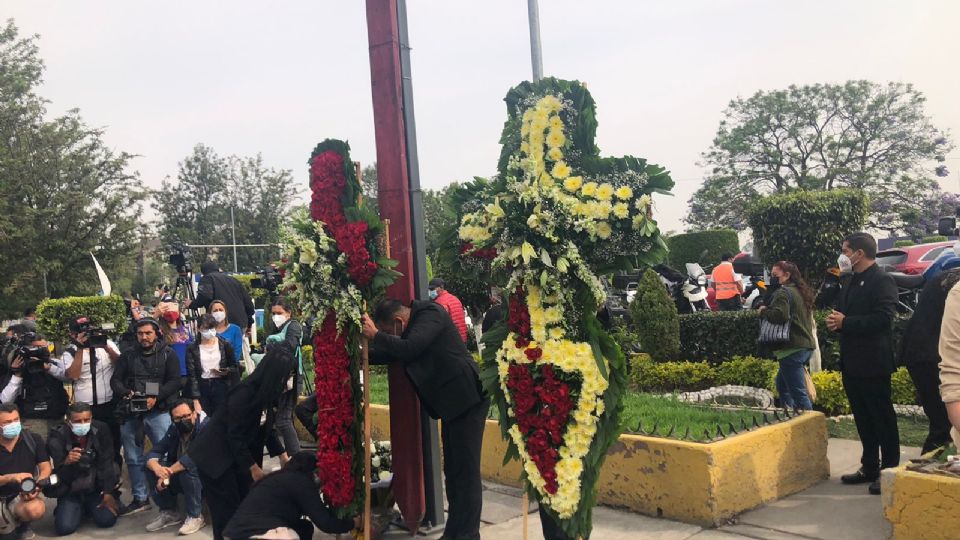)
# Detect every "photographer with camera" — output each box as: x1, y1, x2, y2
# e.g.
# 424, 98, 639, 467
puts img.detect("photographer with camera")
0, 333, 68, 438
118, 297, 145, 356
0, 403, 52, 540
186, 261, 256, 334
109, 318, 182, 516
142, 399, 208, 535
61, 317, 122, 467
45, 402, 118, 535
